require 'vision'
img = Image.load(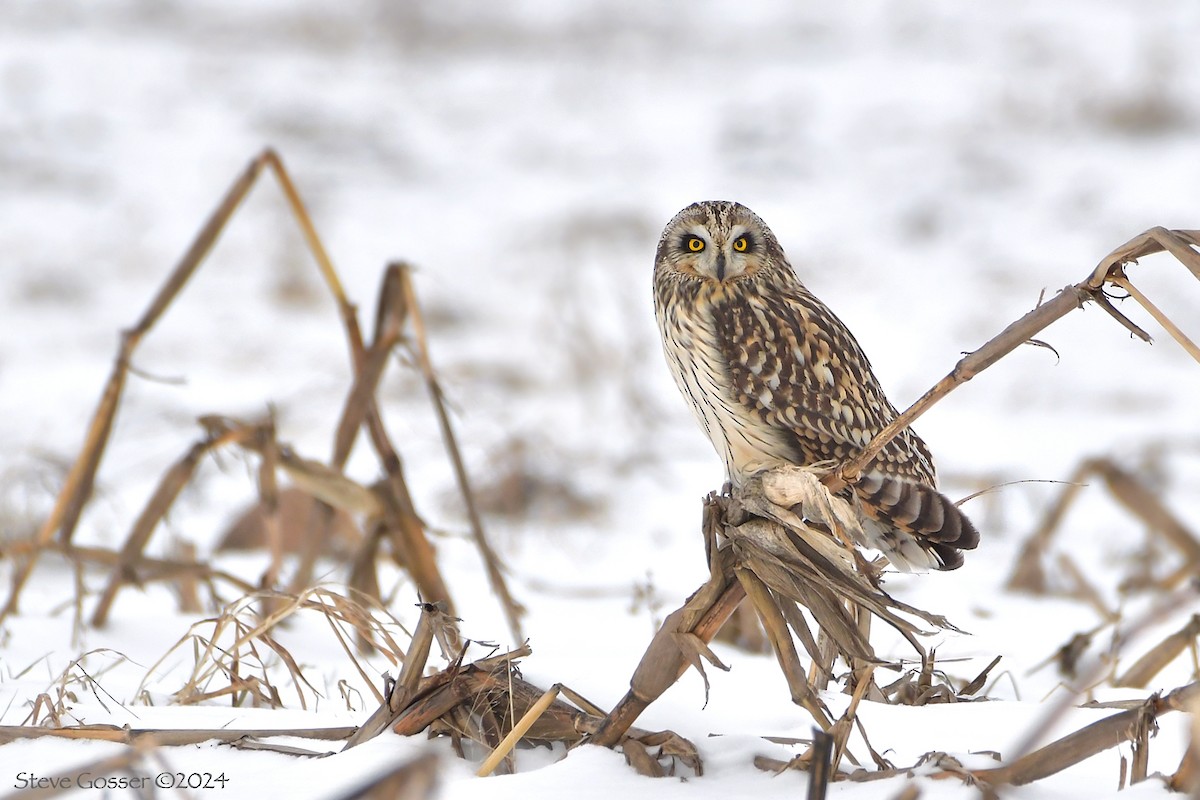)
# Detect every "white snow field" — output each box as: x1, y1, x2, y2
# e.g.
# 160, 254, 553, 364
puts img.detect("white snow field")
2, 2, 1200, 798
